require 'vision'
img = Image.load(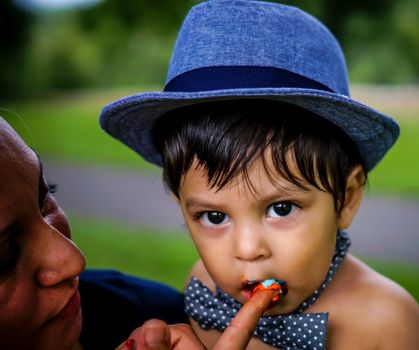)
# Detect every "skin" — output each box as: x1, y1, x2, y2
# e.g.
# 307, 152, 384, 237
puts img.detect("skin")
176, 157, 419, 349
0, 118, 86, 350
118, 289, 277, 350
0, 119, 271, 350
2, 118, 416, 349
